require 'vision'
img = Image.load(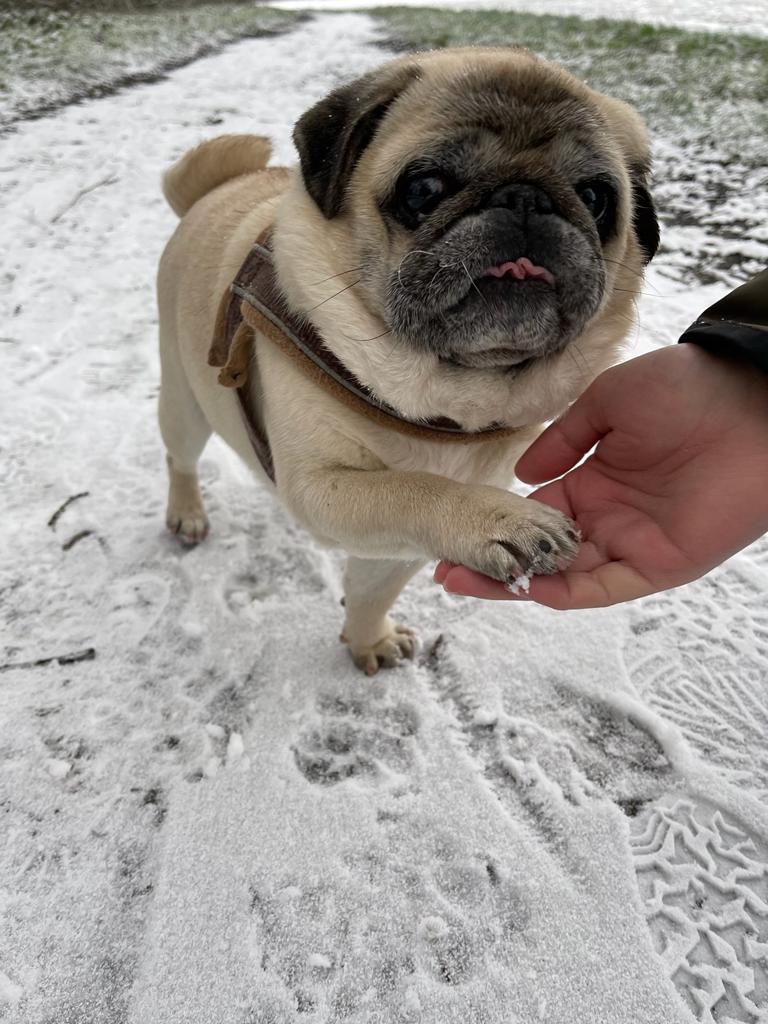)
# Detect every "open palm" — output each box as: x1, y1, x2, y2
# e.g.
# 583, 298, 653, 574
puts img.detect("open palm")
436, 344, 768, 608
